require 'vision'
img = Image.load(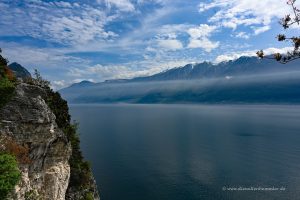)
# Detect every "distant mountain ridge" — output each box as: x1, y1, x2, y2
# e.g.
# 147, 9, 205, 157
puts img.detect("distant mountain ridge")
69, 80, 95, 88
60, 56, 300, 104
8, 62, 31, 79
66, 56, 300, 89
128, 56, 300, 82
